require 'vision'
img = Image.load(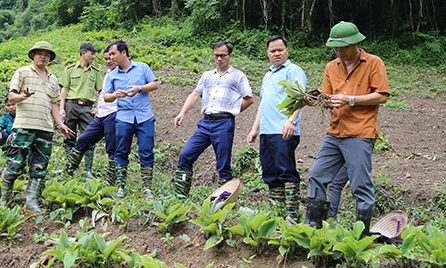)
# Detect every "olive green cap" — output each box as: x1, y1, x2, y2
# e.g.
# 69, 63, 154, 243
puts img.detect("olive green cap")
326, 21, 366, 47
28, 41, 56, 61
